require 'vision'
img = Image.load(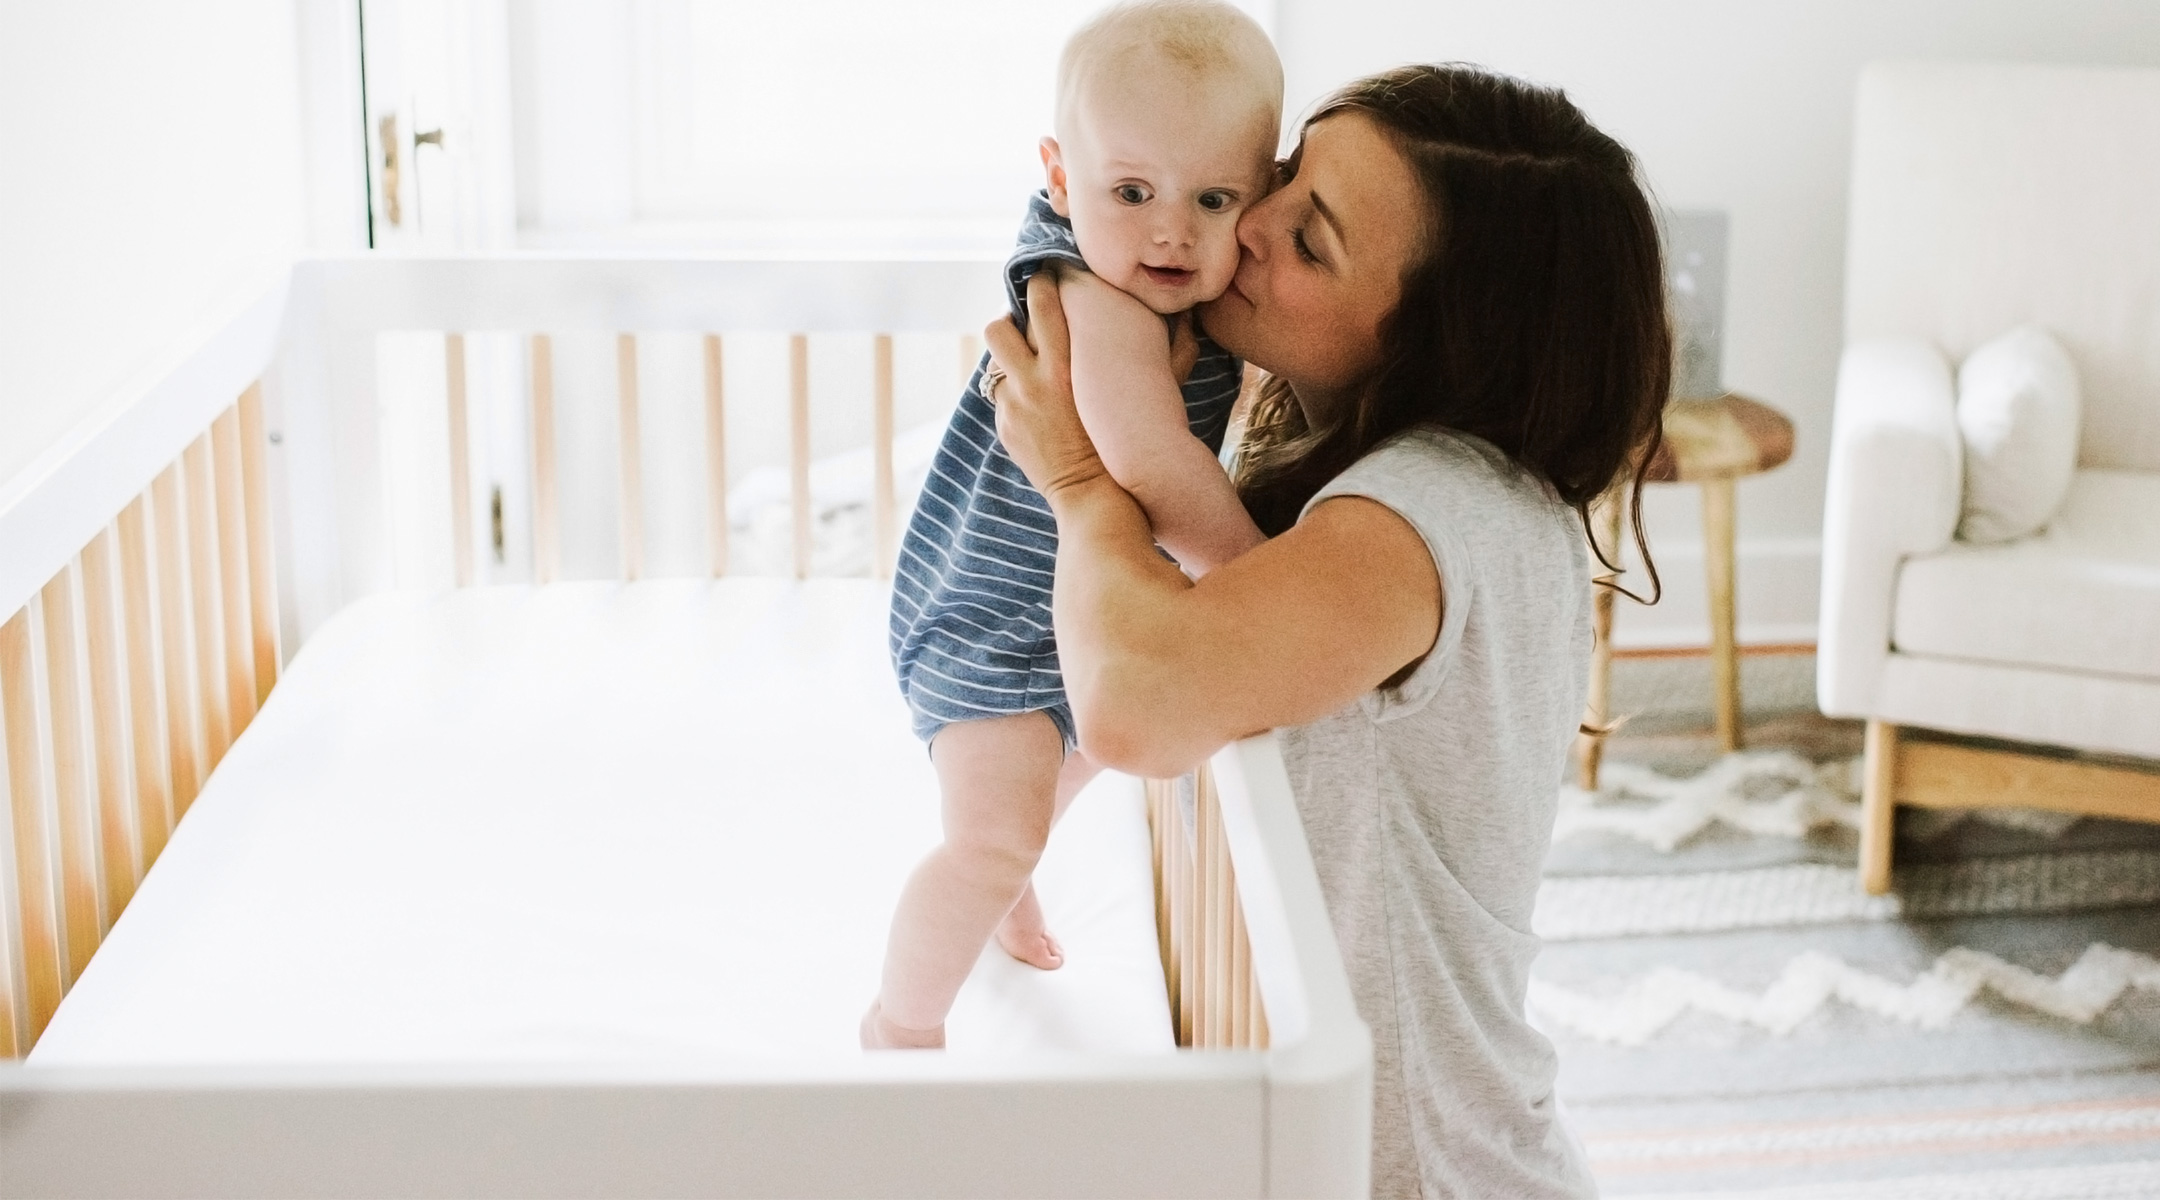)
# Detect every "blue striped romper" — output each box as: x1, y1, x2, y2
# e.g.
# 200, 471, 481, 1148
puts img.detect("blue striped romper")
889, 190, 1243, 751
